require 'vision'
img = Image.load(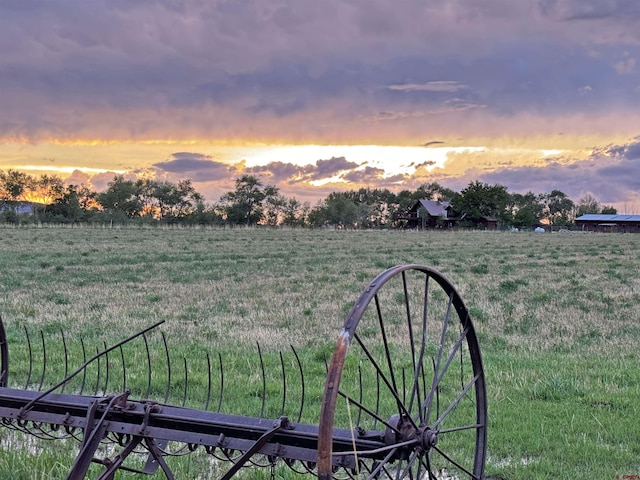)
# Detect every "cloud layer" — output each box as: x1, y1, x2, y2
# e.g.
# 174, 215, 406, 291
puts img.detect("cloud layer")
2, 0, 640, 143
